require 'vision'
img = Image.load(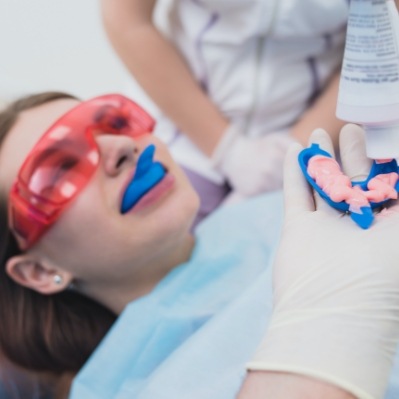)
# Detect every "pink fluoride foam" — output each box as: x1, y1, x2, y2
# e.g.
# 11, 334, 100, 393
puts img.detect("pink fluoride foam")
307, 155, 398, 213
365, 172, 398, 203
